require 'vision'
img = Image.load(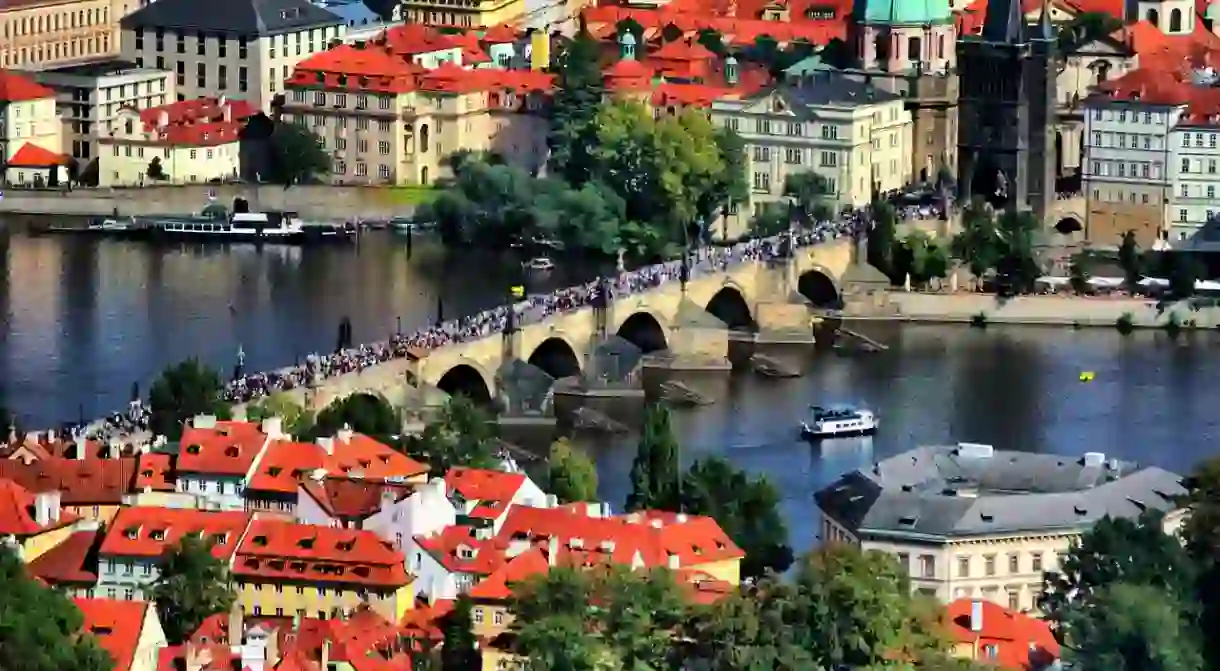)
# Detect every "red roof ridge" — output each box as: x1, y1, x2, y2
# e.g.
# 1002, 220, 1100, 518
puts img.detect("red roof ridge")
0, 70, 55, 102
